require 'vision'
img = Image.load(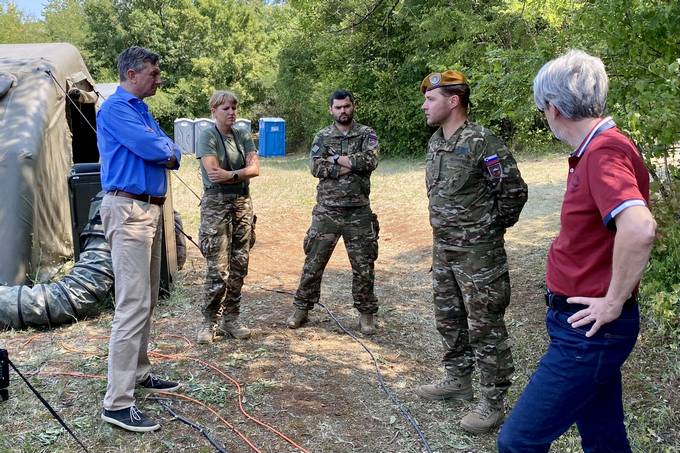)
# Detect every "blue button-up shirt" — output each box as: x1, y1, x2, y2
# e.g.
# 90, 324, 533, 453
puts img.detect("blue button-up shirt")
97, 86, 181, 196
